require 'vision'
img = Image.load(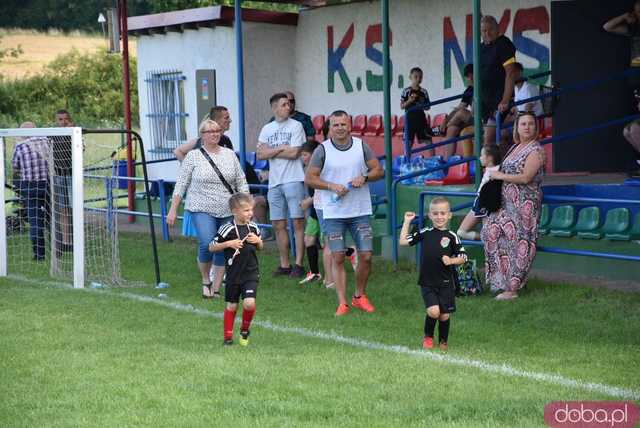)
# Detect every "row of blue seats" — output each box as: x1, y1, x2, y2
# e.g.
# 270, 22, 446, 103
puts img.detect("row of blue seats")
540, 205, 640, 241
